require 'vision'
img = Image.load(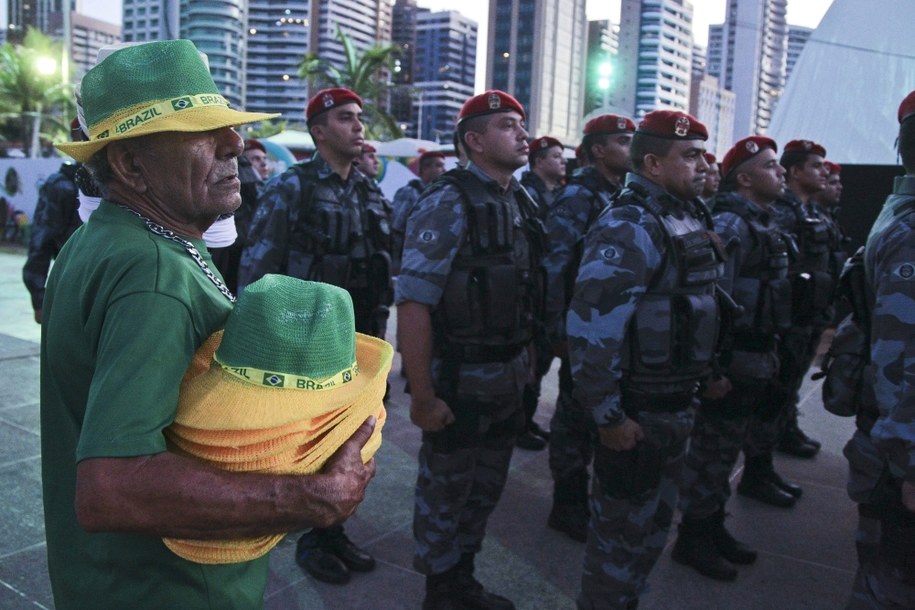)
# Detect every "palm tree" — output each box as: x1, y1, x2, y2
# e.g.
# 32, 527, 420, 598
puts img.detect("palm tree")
0, 28, 74, 157
298, 27, 403, 140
